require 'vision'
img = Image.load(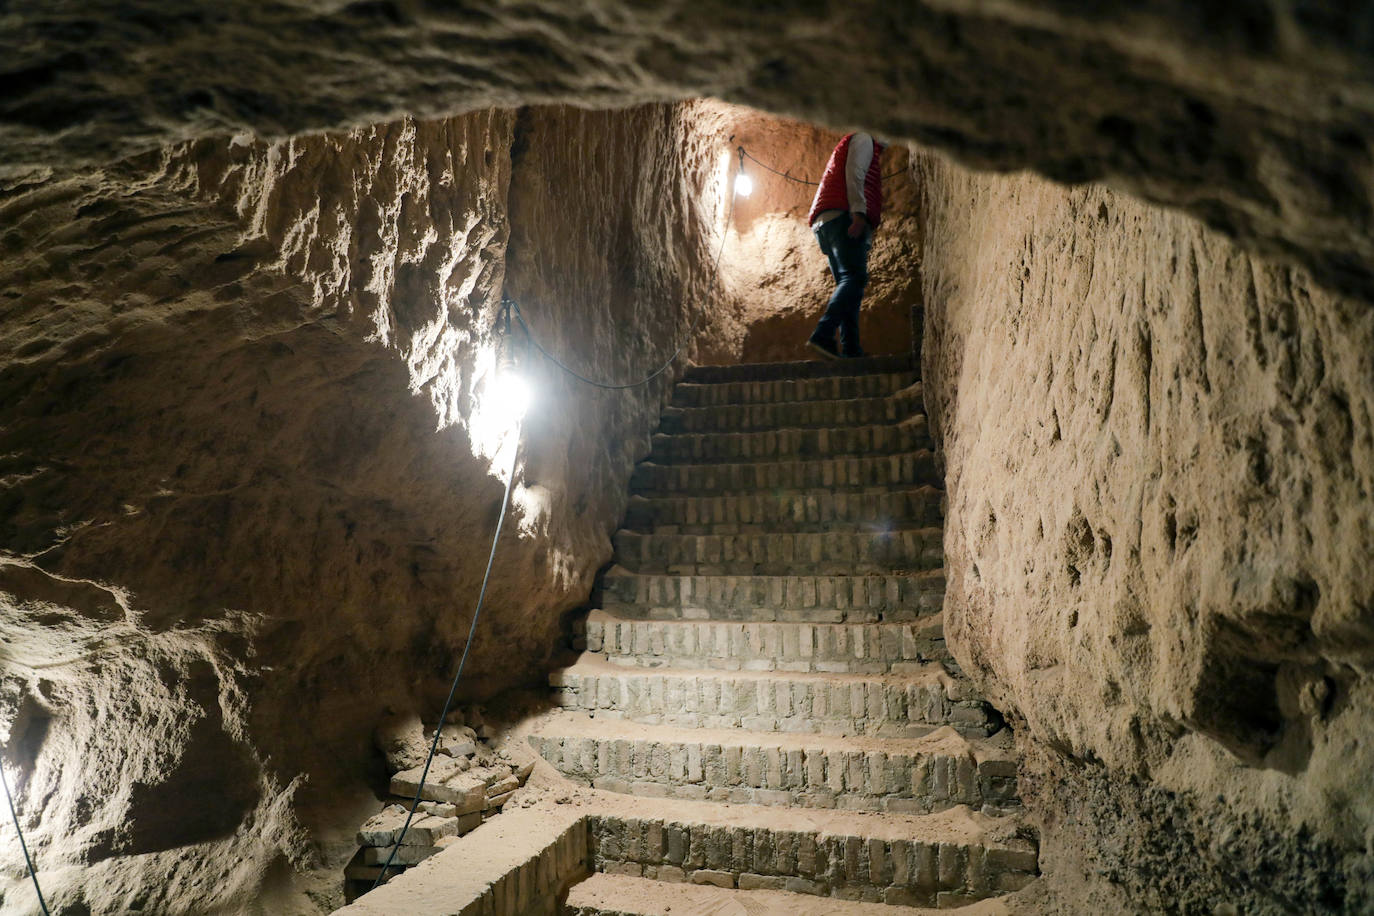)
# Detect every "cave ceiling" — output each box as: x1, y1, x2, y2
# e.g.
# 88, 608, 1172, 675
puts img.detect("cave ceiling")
3, 1, 1374, 302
